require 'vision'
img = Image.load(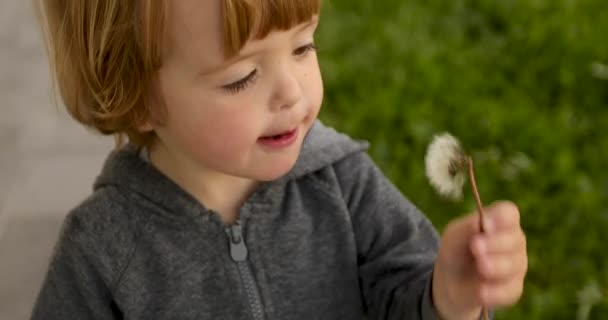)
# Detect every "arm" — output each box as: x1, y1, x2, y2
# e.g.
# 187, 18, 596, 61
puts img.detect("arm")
30, 214, 121, 320
334, 152, 441, 320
